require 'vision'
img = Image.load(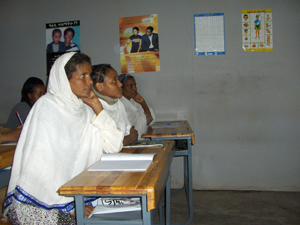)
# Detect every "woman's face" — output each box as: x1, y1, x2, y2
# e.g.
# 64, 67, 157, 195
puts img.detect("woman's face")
95, 68, 123, 98
133, 29, 138, 35
122, 77, 137, 100
69, 61, 93, 99
28, 84, 46, 105
64, 31, 74, 45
